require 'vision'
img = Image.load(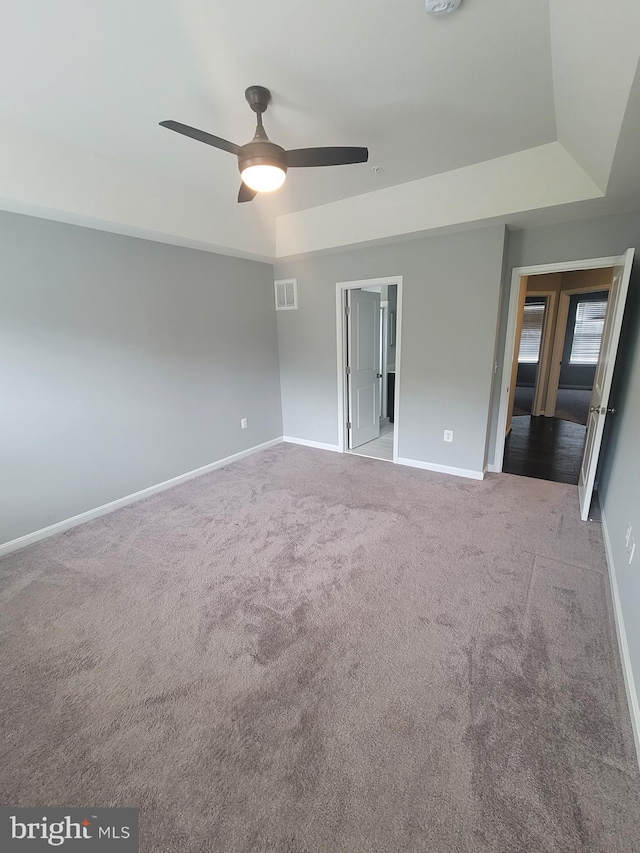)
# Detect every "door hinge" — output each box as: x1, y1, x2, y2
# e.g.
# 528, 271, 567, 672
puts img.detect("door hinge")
346, 366, 351, 374
347, 421, 352, 430
345, 306, 351, 316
